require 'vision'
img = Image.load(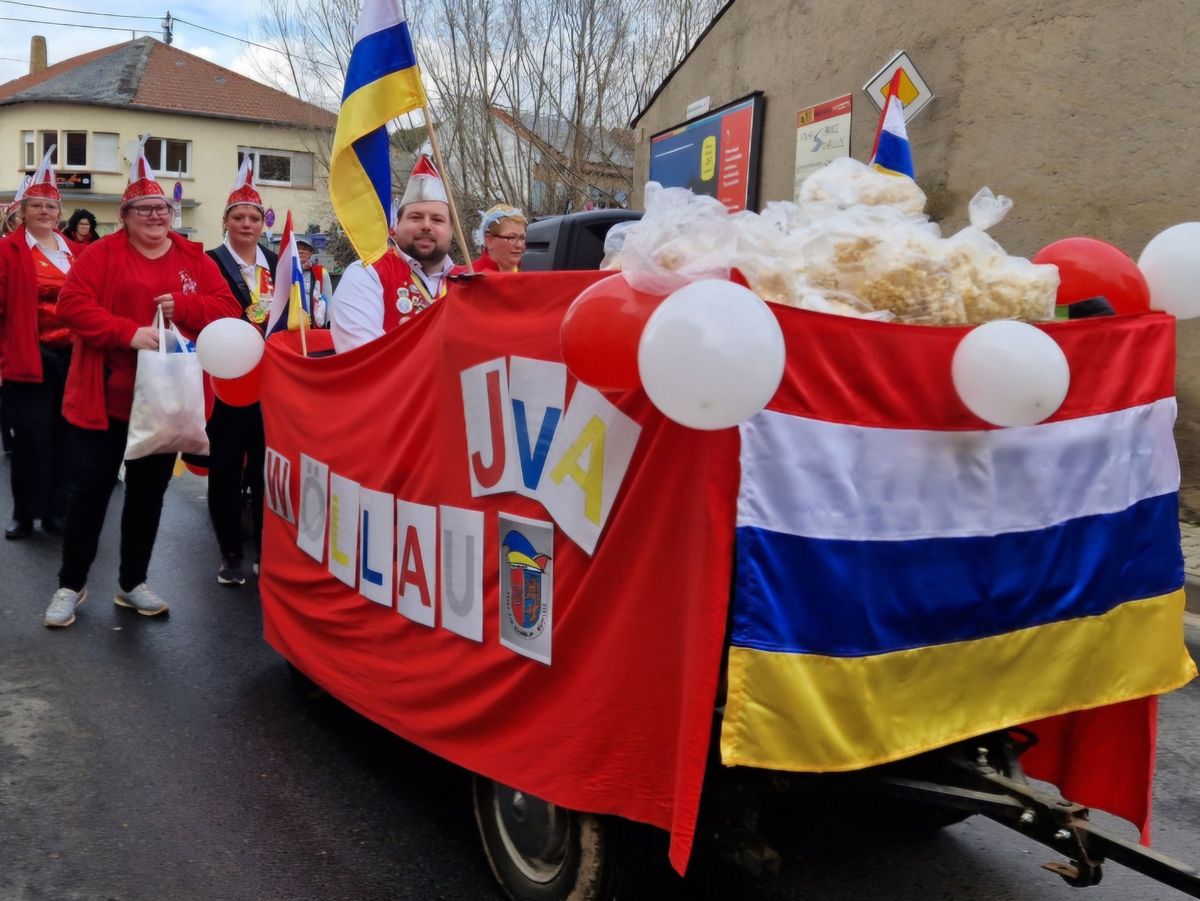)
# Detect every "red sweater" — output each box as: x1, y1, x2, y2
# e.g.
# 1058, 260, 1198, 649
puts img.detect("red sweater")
57, 230, 240, 429
0, 224, 82, 382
